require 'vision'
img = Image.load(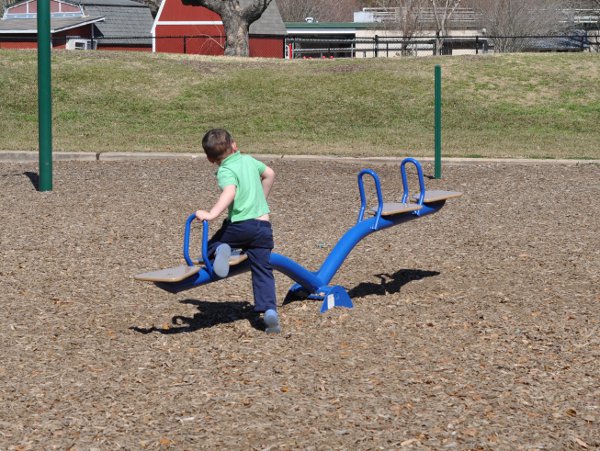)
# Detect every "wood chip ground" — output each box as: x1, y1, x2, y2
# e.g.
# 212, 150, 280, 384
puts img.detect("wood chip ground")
1, 158, 598, 450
